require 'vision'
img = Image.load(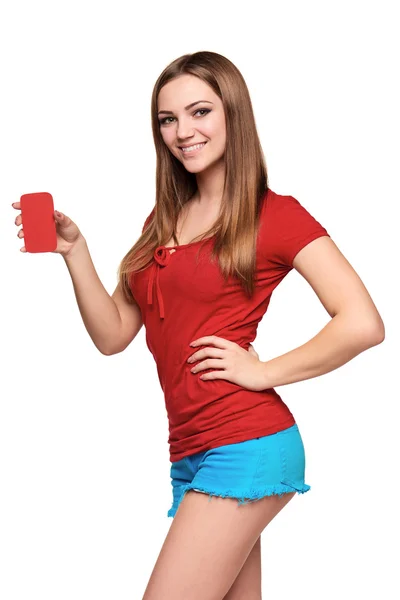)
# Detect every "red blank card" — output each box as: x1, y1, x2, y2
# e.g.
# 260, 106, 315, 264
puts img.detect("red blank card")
20, 192, 57, 253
